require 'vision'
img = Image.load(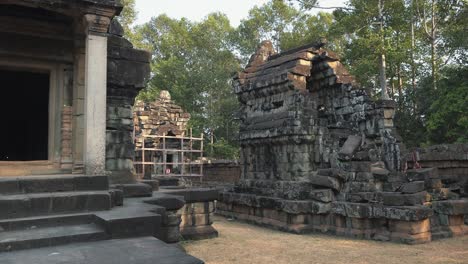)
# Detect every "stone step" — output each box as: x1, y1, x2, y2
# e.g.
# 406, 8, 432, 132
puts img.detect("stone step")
0, 213, 95, 232
0, 223, 108, 252
0, 191, 112, 219
0, 237, 203, 264
0, 175, 109, 195
110, 183, 152, 198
